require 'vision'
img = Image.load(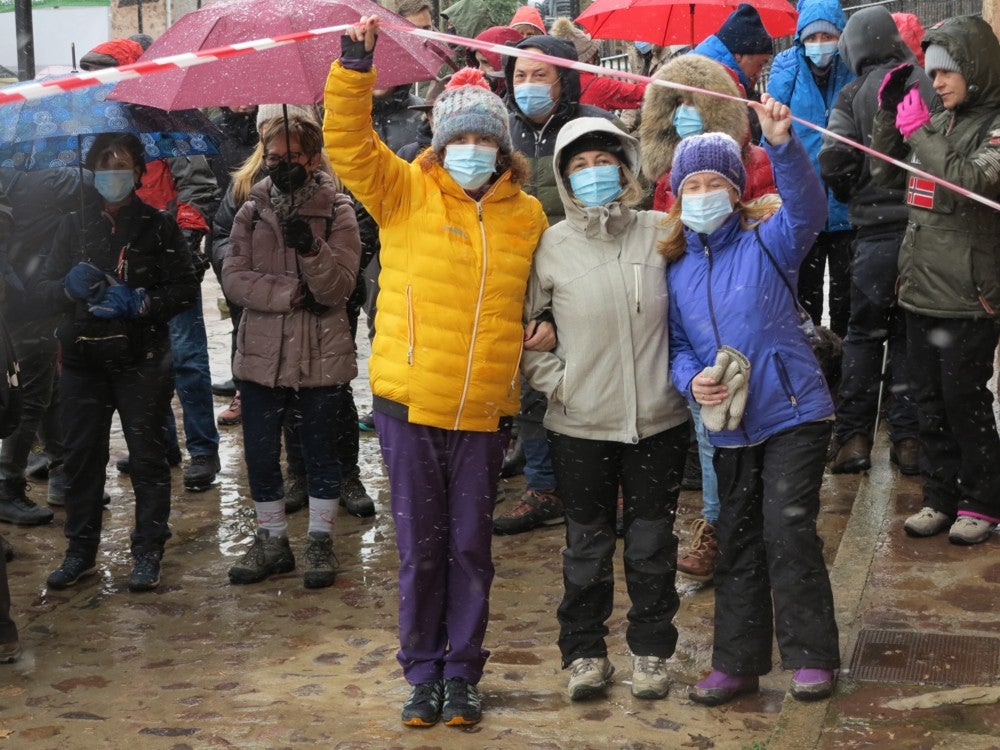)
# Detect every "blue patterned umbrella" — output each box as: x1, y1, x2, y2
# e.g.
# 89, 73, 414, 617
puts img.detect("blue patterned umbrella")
0, 80, 221, 170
